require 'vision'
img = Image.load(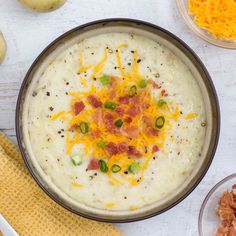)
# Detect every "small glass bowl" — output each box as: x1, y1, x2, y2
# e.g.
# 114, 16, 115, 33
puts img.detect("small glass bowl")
176, 0, 236, 49
198, 173, 236, 235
